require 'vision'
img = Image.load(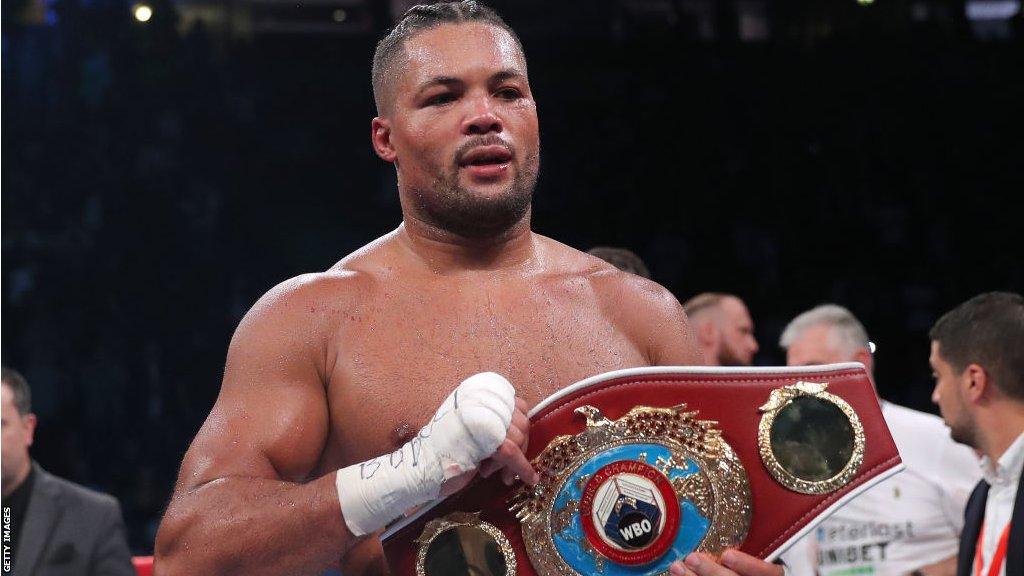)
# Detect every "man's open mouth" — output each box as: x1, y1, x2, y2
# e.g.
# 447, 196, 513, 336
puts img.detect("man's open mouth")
459, 145, 513, 167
